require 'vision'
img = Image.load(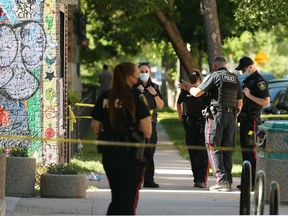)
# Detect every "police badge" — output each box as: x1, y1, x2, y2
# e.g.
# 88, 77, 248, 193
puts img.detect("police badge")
258, 81, 267, 90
